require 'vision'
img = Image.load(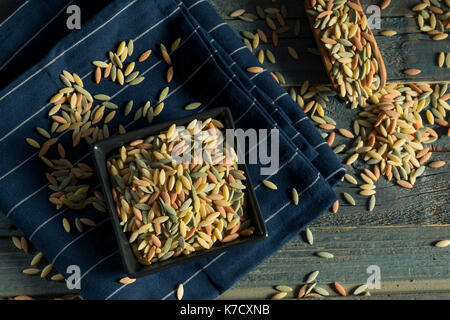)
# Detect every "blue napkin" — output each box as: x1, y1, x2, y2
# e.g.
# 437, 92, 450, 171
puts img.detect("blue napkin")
0, 0, 344, 299
0, 0, 111, 92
